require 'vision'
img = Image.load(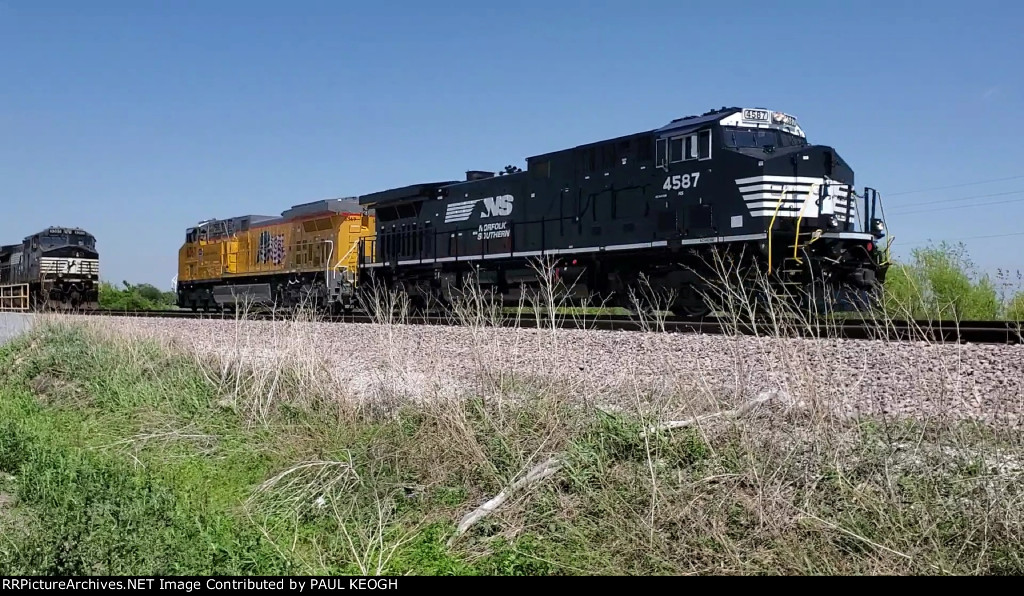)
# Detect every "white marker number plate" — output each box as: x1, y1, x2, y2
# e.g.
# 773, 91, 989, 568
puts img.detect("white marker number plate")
742, 109, 770, 122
